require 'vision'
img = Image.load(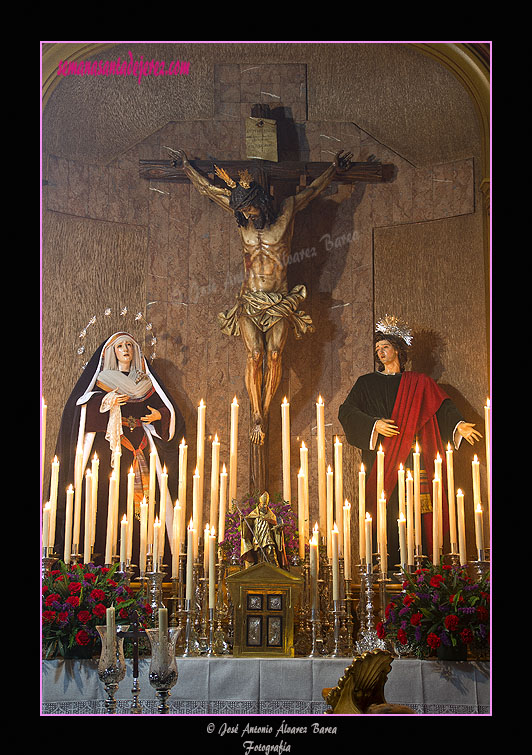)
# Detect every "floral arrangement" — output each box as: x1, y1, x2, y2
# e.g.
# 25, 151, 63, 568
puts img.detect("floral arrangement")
218, 491, 299, 564
42, 561, 154, 659
376, 562, 490, 659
